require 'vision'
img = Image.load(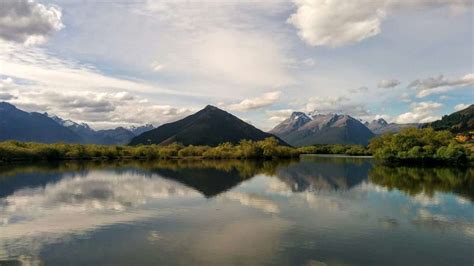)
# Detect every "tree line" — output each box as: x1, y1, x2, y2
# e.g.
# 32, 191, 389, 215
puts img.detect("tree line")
0, 128, 471, 164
